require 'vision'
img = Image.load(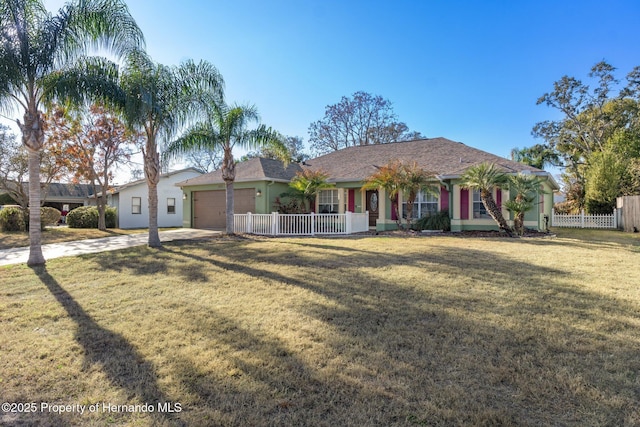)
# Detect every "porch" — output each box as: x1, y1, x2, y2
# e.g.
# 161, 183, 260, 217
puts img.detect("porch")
233, 211, 370, 236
